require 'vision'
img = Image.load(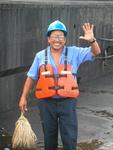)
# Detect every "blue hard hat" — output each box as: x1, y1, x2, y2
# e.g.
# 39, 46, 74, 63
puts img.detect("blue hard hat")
47, 20, 67, 36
